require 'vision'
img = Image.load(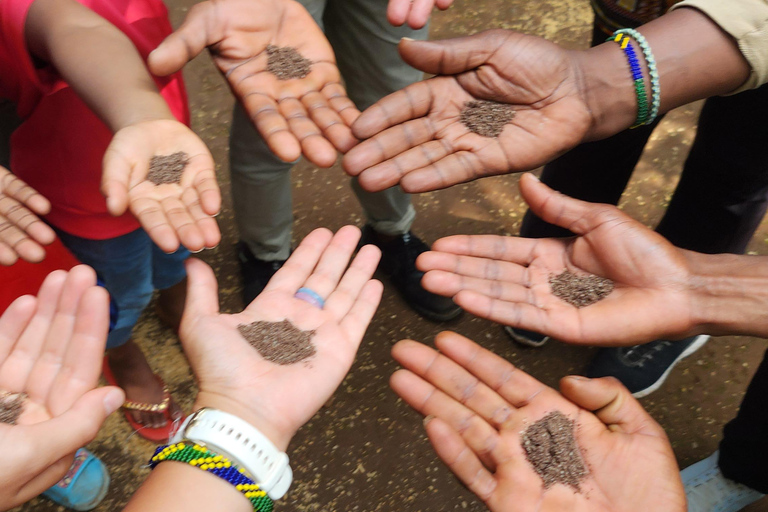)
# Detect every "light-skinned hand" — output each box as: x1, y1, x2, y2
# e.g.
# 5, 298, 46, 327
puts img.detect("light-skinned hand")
0, 265, 124, 511
148, 0, 360, 168
417, 174, 697, 345
178, 226, 383, 450
0, 166, 56, 265
343, 30, 592, 193
102, 119, 221, 254
390, 331, 686, 512
387, 0, 454, 29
